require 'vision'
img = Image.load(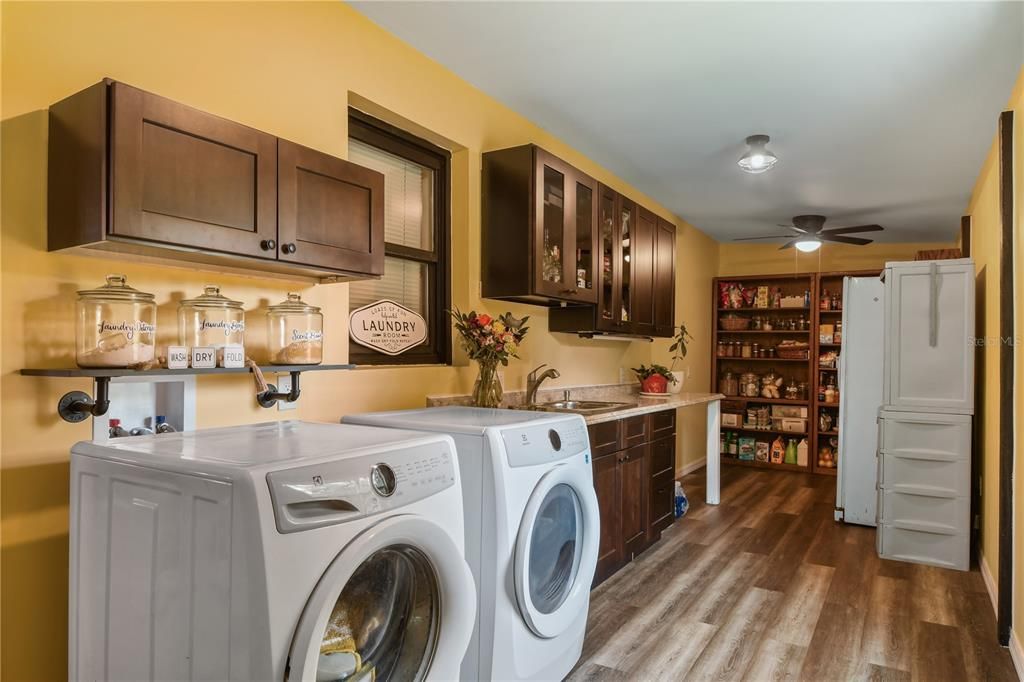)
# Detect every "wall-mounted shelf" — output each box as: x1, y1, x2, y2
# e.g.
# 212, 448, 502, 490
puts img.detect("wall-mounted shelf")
21, 364, 355, 422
